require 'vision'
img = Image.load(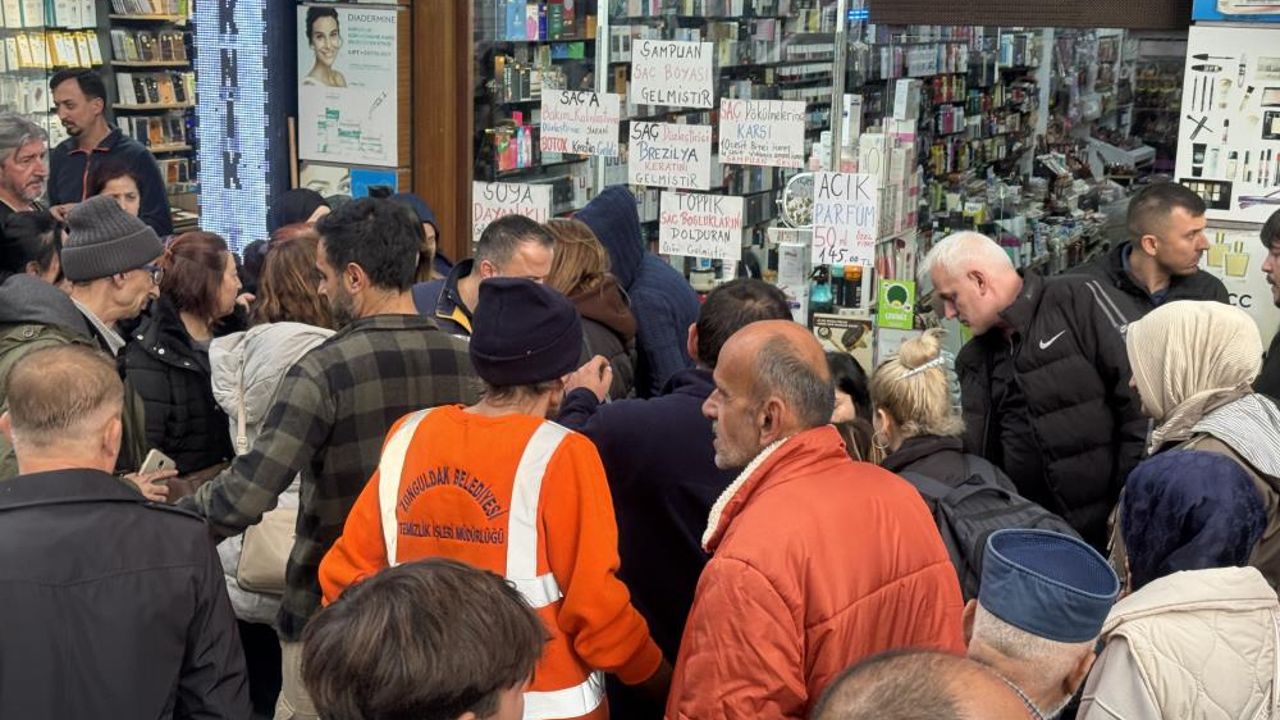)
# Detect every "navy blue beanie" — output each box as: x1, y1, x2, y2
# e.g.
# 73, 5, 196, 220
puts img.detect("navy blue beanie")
470, 278, 582, 387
